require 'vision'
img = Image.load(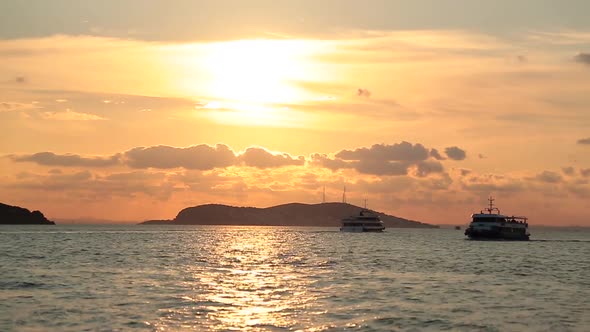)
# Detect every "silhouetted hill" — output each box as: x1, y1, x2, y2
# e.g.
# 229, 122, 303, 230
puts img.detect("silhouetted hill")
141, 202, 437, 228
0, 202, 55, 225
